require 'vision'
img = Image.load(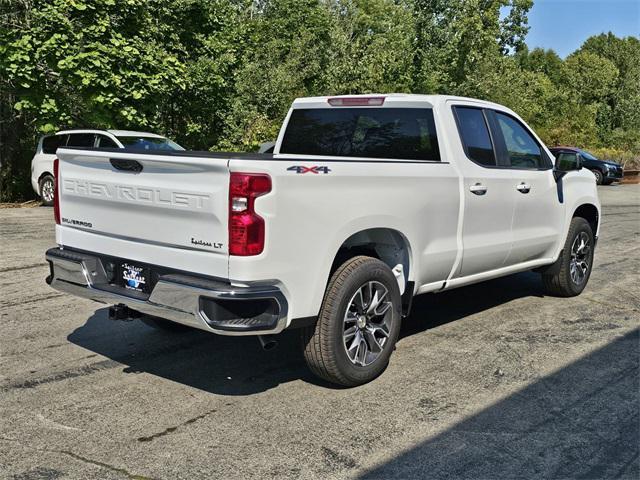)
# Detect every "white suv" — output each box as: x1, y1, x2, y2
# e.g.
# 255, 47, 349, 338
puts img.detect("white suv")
31, 129, 183, 205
